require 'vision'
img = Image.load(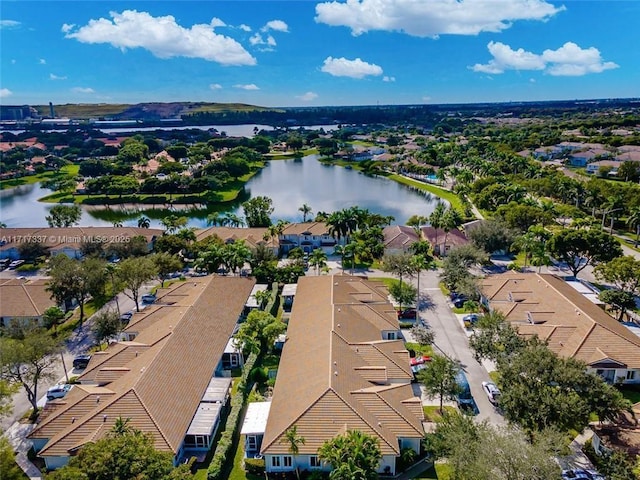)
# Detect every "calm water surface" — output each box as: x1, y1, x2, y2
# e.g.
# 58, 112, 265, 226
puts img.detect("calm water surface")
0, 155, 443, 228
